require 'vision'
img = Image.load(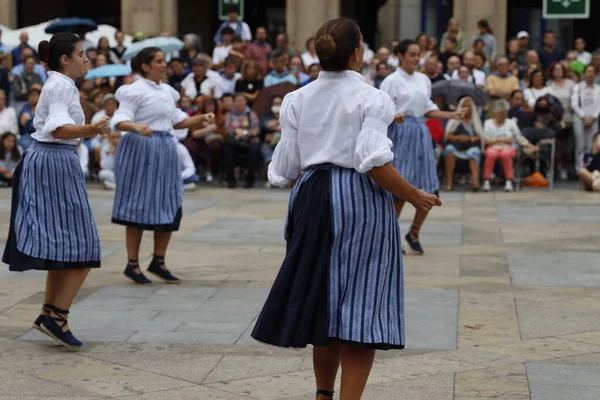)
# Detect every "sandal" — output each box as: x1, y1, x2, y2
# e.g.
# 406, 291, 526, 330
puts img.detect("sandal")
316, 389, 335, 399
40, 305, 82, 351
32, 303, 52, 331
